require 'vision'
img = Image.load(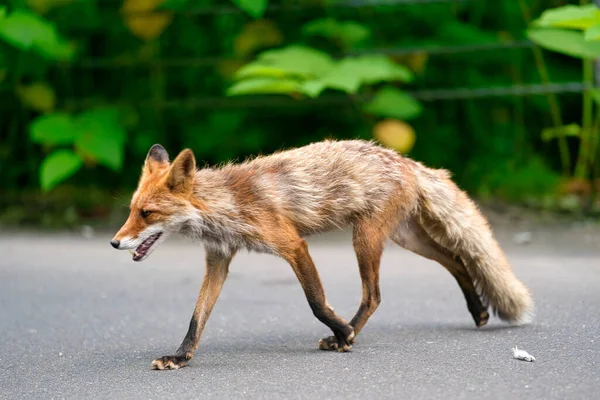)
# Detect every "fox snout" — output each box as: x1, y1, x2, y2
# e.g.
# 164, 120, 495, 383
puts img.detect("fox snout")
110, 225, 166, 262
